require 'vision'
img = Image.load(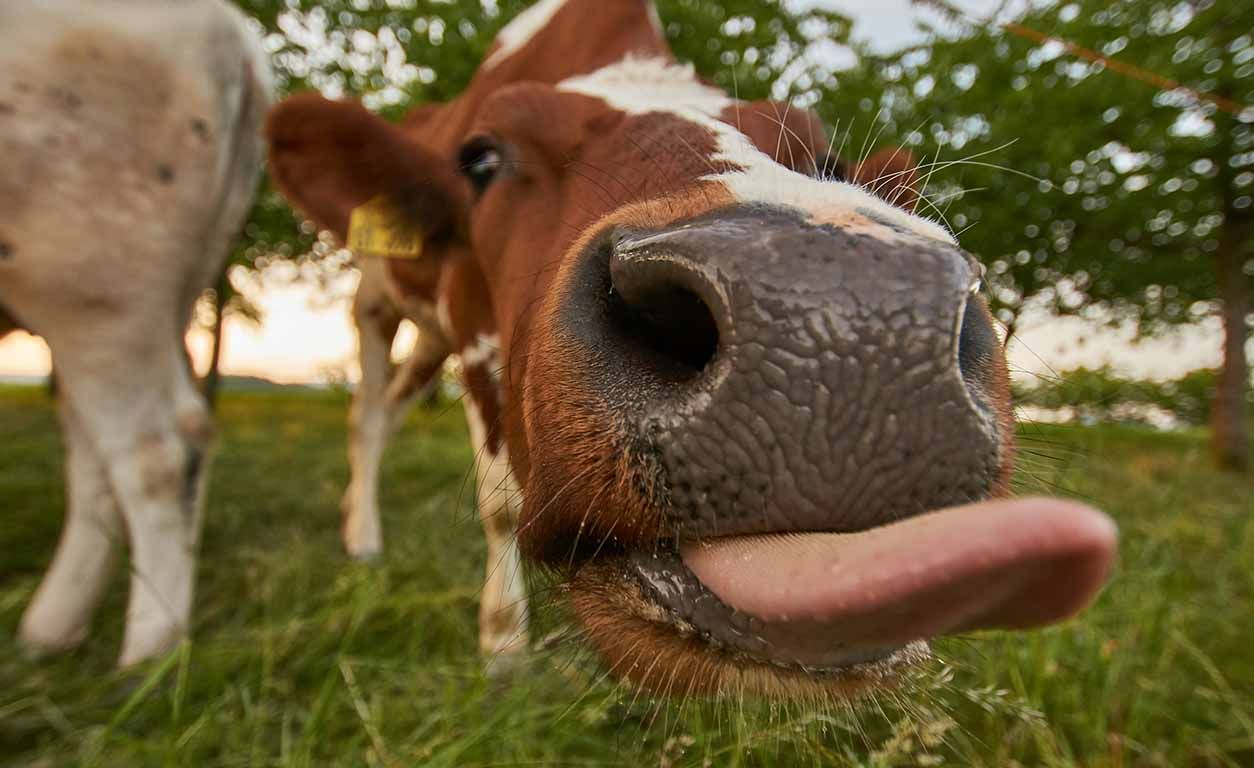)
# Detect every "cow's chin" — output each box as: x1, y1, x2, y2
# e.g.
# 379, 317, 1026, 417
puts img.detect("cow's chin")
566, 557, 927, 701
552, 490, 1118, 701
